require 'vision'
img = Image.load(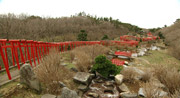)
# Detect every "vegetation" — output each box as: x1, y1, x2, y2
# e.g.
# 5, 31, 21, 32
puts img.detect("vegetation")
101, 34, 109, 40
77, 30, 88, 41
161, 19, 180, 59
71, 44, 110, 72
34, 50, 76, 94
158, 32, 165, 39
92, 55, 122, 78
0, 13, 142, 42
